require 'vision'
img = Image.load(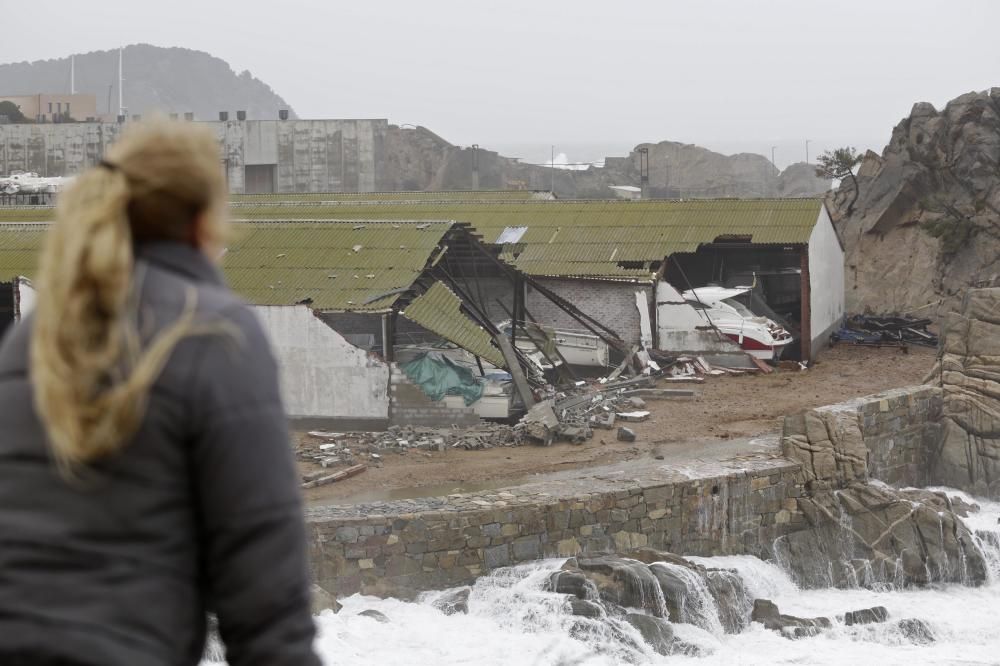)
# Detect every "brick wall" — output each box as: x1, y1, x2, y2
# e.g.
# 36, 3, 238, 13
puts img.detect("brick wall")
307, 458, 804, 599
388, 364, 480, 428
526, 278, 652, 346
